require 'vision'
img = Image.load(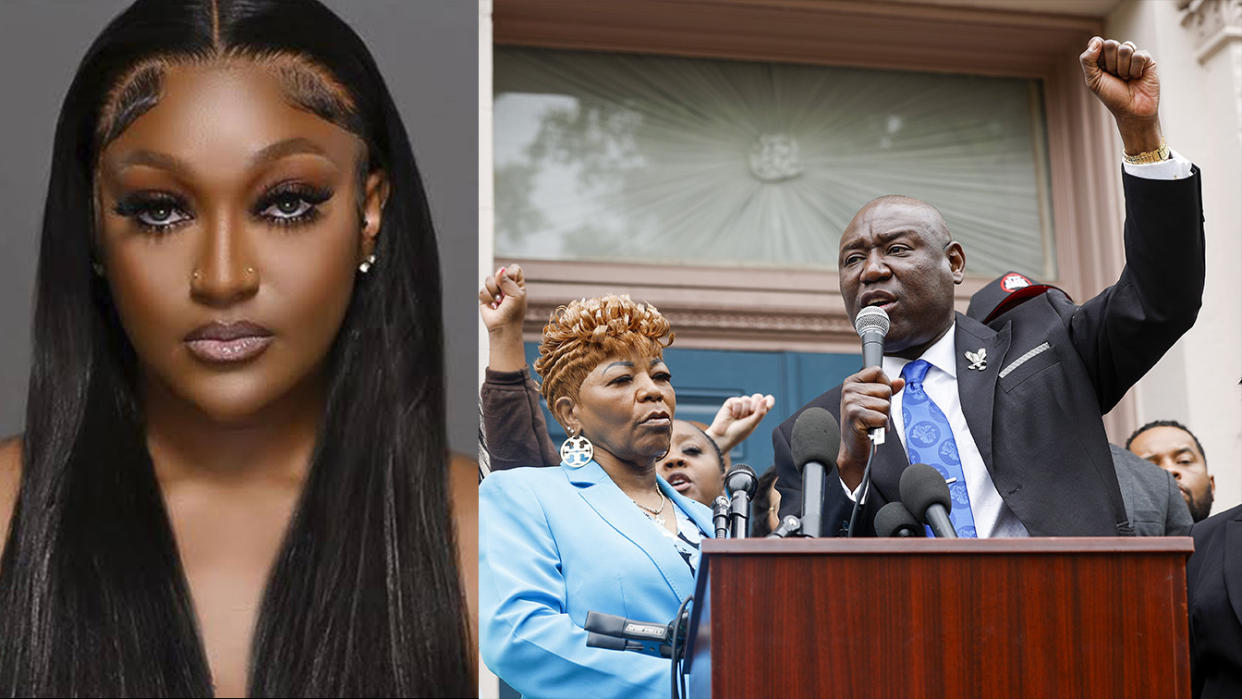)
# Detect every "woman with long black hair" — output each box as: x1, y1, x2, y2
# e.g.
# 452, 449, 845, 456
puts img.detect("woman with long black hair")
0, 1, 473, 695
